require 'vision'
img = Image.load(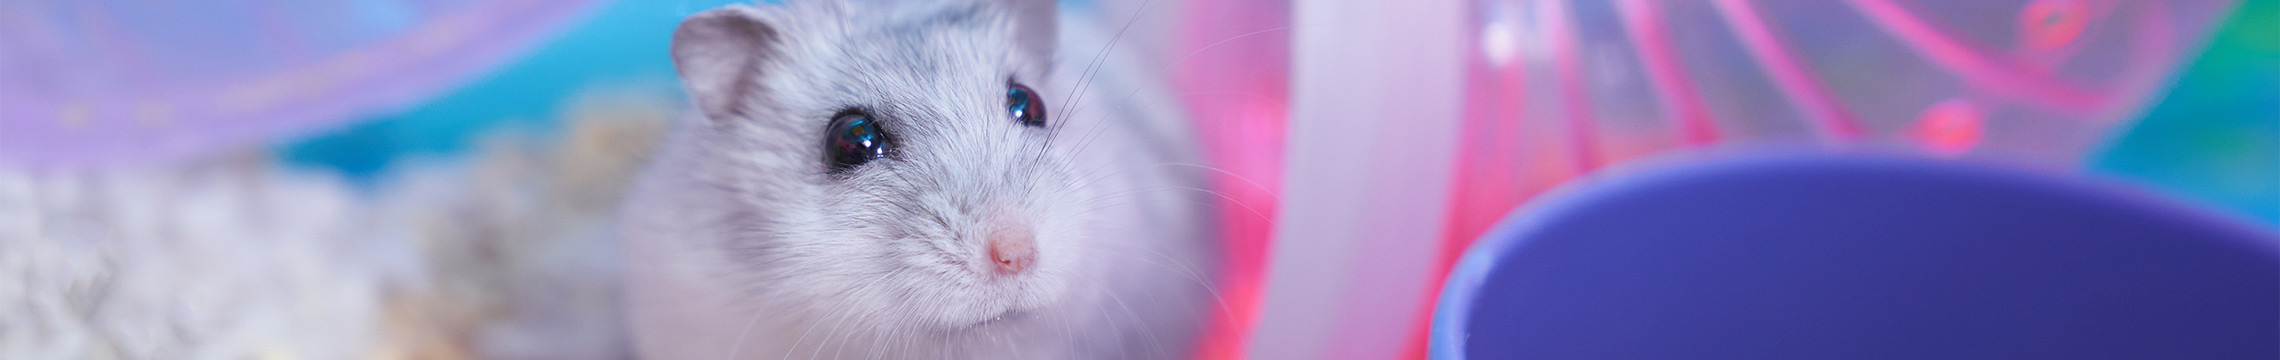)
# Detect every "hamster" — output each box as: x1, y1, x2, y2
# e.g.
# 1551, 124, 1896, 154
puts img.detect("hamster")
617, 0, 1220, 359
